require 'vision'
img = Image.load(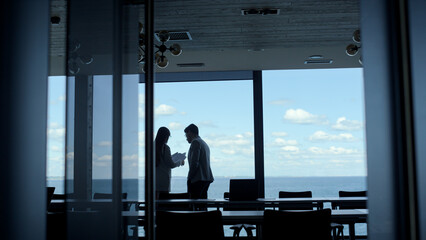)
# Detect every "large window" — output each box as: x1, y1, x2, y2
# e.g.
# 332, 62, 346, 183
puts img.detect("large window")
263, 68, 367, 198
152, 80, 255, 198
46, 76, 67, 193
